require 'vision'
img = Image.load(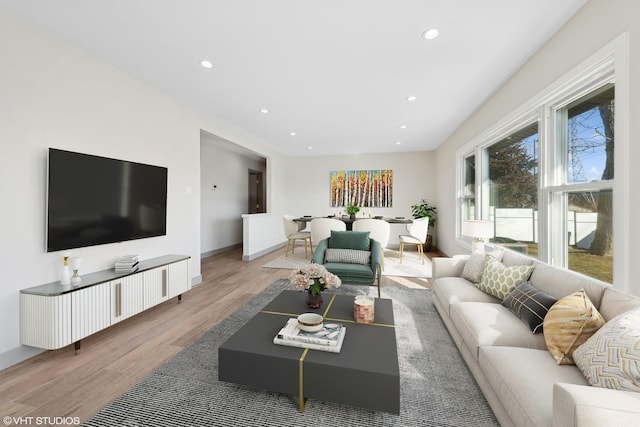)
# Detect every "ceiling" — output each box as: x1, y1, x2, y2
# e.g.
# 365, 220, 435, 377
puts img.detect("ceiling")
1, 0, 588, 157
